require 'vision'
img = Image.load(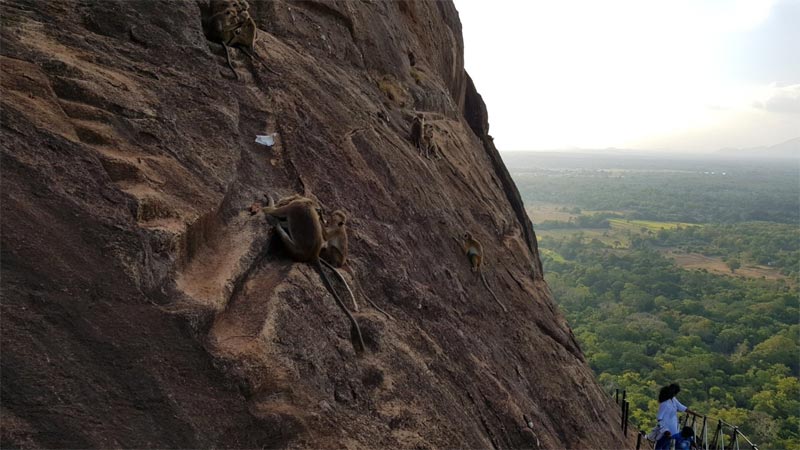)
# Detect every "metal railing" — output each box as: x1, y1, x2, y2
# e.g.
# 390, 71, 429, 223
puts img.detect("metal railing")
683, 411, 759, 450
613, 389, 759, 450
